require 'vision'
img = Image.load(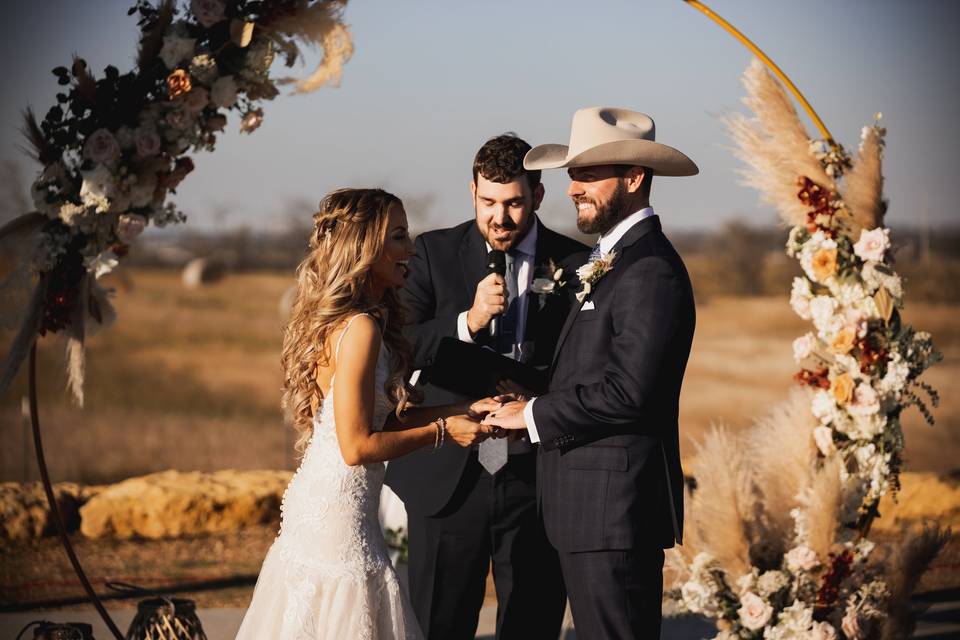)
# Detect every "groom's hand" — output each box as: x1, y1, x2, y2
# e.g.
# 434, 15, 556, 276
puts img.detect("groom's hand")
482, 400, 528, 430
466, 273, 506, 336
